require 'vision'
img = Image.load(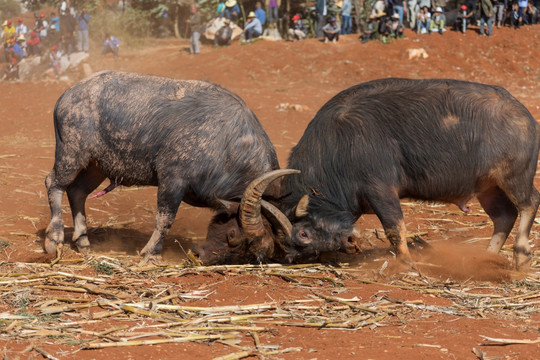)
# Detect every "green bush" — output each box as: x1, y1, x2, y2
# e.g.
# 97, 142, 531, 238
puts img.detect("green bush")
90, 7, 152, 47
0, 0, 21, 19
